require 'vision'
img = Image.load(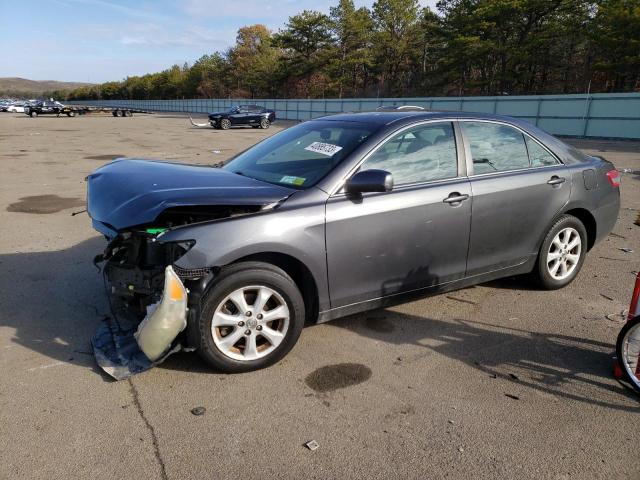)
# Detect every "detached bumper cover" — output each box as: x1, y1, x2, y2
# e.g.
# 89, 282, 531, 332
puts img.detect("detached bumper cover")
92, 266, 188, 380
